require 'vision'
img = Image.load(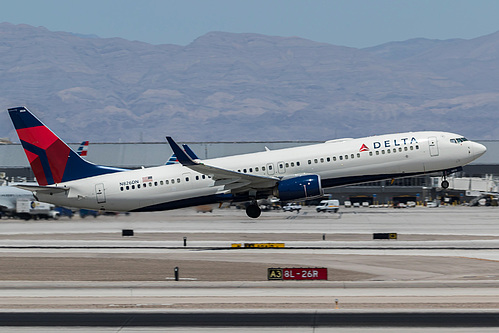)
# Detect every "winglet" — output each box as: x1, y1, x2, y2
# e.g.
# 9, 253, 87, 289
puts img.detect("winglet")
182, 144, 200, 160
166, 137, 197, 166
